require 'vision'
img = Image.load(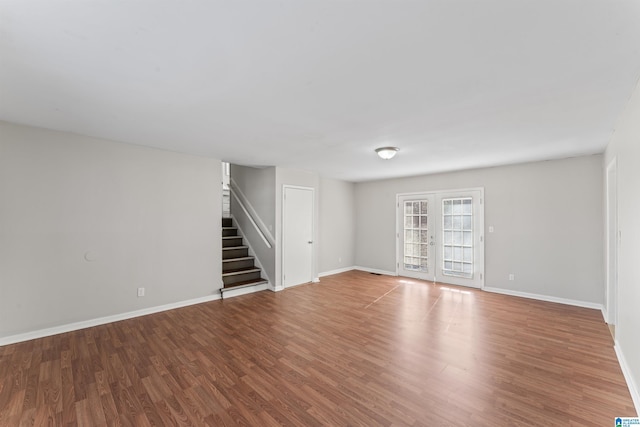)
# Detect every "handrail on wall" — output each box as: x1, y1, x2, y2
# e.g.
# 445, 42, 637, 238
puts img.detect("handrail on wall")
229, 185, 273, 249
